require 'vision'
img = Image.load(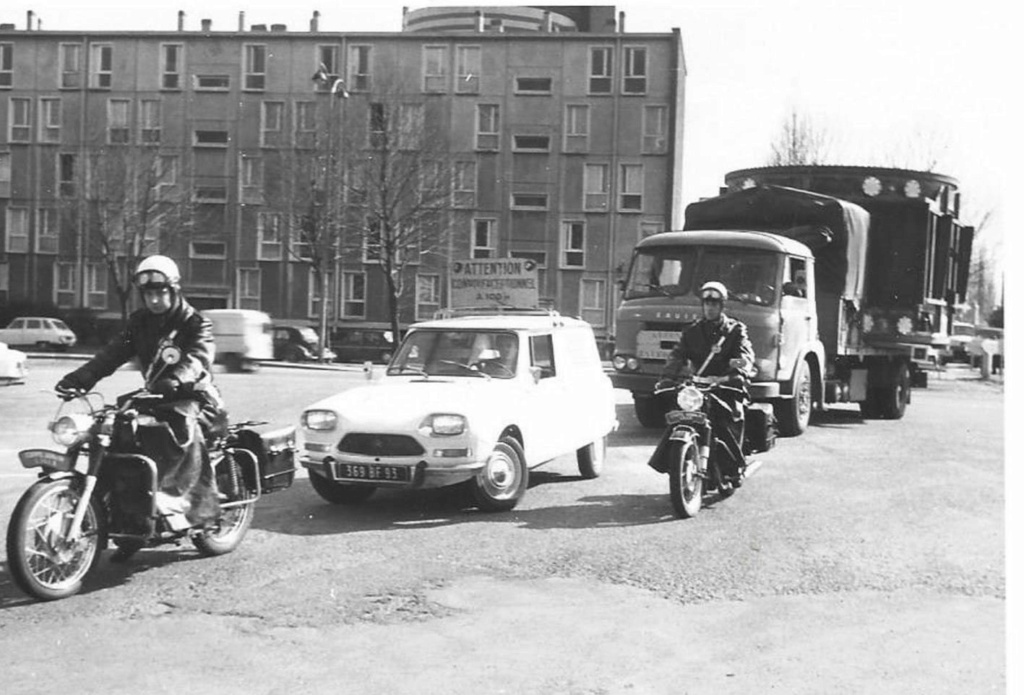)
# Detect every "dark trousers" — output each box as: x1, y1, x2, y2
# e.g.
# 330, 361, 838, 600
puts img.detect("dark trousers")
708, 394, 746, 478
